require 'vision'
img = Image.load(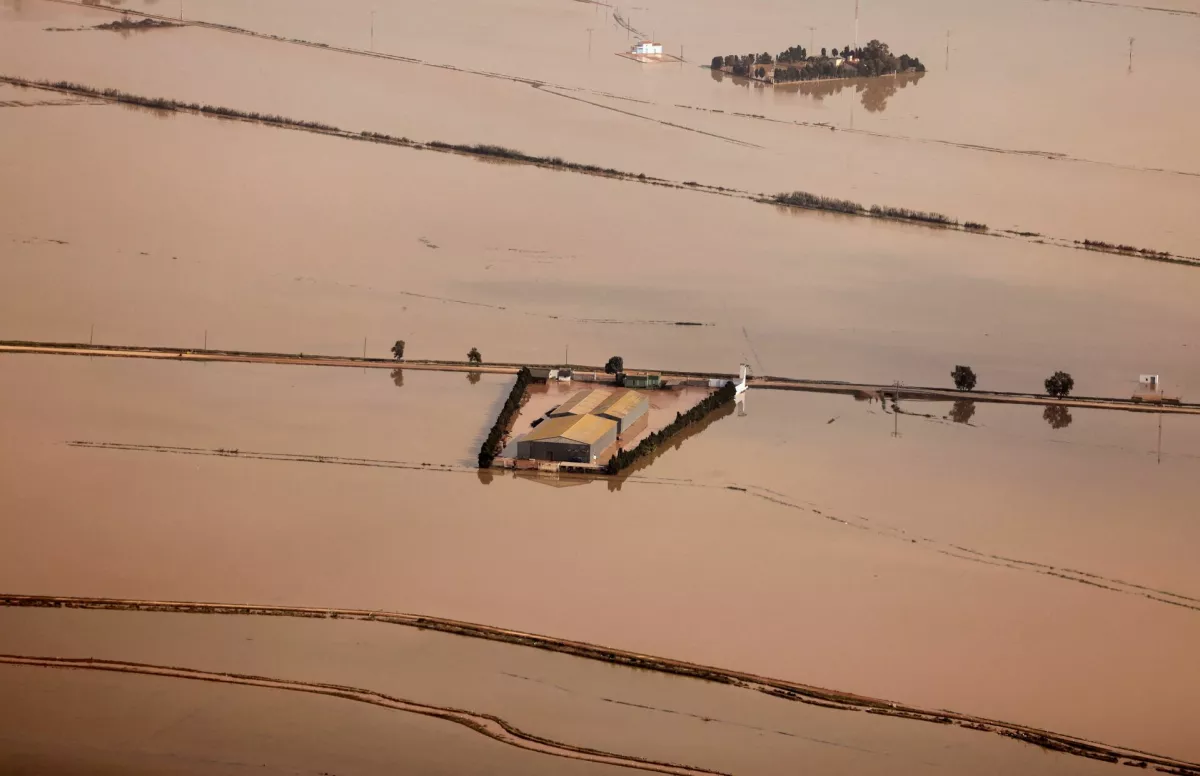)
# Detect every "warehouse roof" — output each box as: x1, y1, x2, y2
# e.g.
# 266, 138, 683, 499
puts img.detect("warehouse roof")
550, 388, 613, 417
521, 414, 617, 445
594, 389, 647, 420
